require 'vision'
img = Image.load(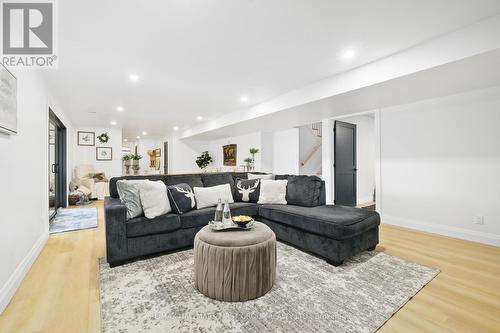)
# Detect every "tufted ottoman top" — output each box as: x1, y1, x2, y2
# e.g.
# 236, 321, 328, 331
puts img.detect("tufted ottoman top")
196, 222, 274, 247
